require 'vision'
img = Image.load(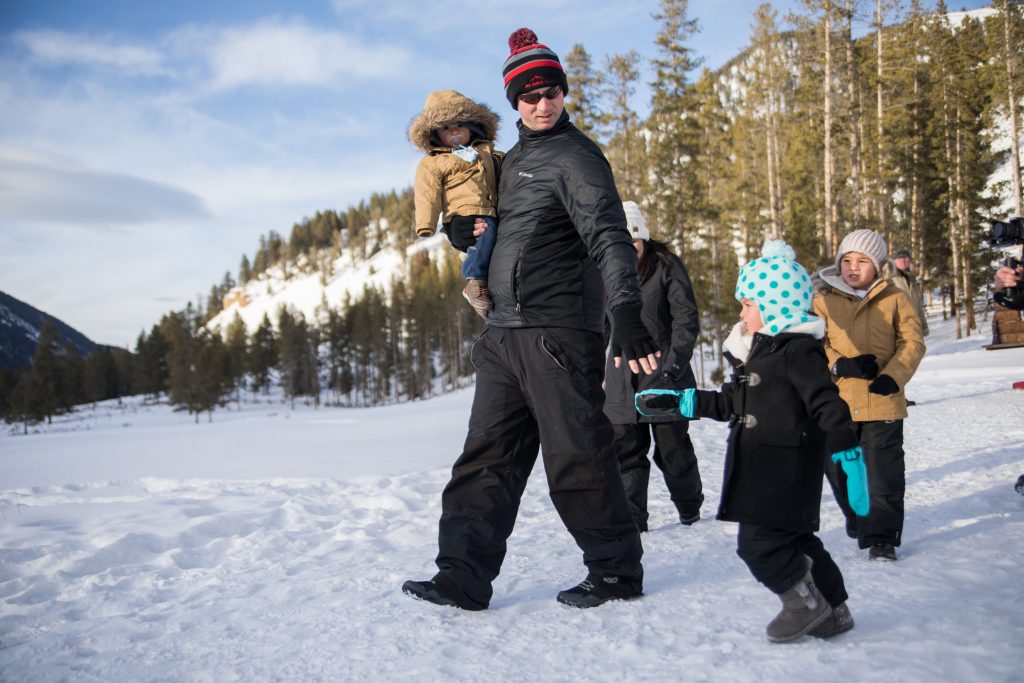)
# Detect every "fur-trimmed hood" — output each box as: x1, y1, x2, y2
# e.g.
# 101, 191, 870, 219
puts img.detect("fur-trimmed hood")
407, 90, 499, 153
